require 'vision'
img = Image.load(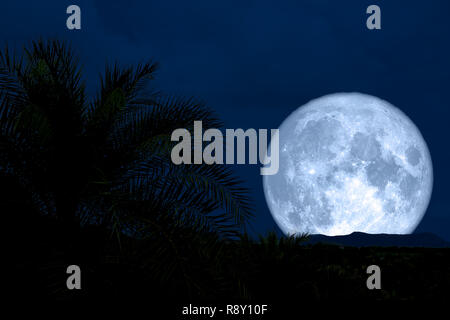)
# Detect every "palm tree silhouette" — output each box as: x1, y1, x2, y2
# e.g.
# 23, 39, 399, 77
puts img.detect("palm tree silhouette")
1, 40, 253, 297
